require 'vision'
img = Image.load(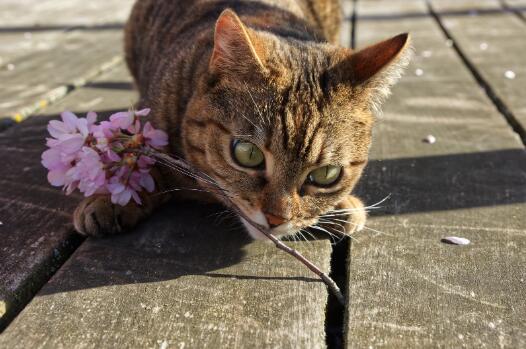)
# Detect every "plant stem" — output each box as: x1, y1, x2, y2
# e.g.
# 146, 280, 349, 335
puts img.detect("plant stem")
152, 151, 345, 305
